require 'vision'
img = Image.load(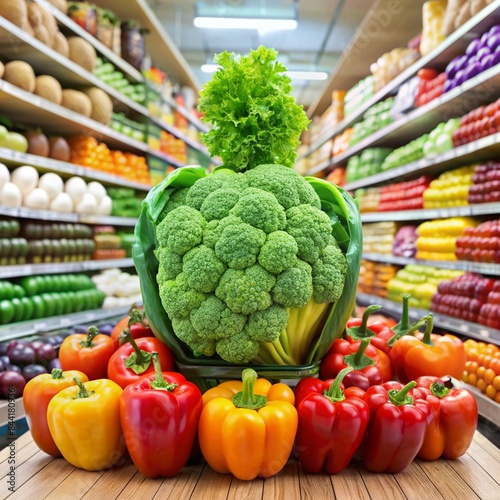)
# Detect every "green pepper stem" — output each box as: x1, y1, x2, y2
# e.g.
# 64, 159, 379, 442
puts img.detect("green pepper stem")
354, 337, 370, 364
324, 367, 353, 402
120, 329, 146, 364
421, 315, 434, 346
232, 369, 267, 410
150, 352, 177, 391
389, 381, 416, 406
431, 381, 450, 398
72, 377, 94, 399
399, 294, 411, 329
79, 326, 99, 348
359, 305, 382, 335
128, 306, 146, 327
51, 368, 63, 379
